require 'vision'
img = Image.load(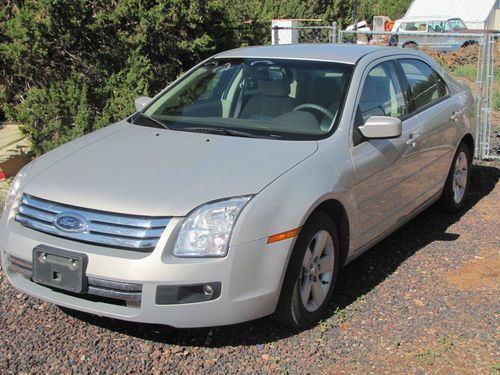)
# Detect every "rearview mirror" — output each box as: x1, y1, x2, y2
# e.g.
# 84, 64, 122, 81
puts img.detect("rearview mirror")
135, 96, 153, 112
358, 116, 402, 139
